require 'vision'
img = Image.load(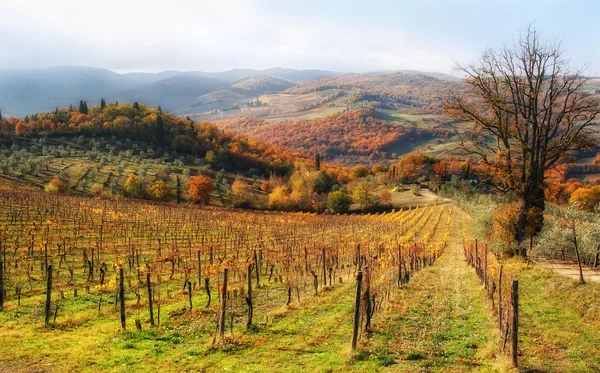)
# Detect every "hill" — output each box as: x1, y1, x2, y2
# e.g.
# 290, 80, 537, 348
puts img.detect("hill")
285, 71, 463, 112
229, 75, 297, 95
0, 102, 313, 177
216, 109, 453, 165
0, 67, 336, 117
188, 76, 297, 110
